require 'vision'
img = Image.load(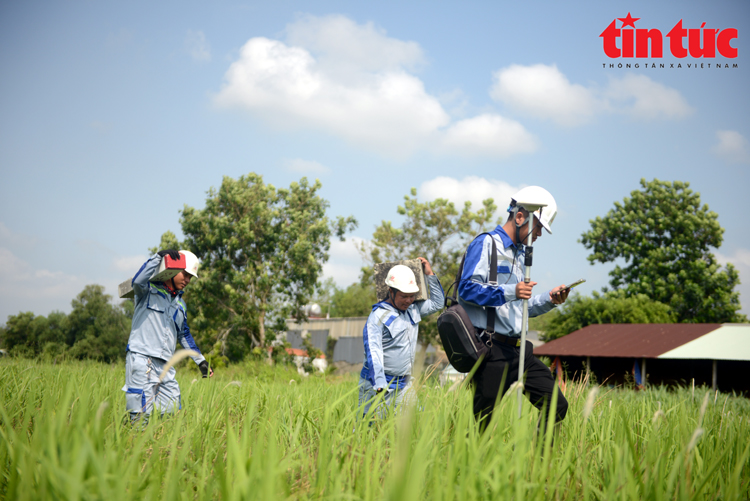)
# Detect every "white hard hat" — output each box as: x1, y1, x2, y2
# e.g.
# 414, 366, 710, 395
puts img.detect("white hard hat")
179, 250, 200, 278
509, 186, 557, 234
384, 265, 419, 293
